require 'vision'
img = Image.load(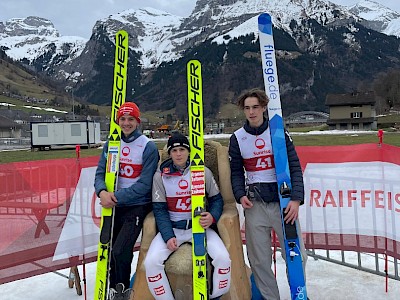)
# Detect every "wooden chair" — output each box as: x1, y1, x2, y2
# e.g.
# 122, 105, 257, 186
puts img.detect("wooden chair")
131, 140, 251, 300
